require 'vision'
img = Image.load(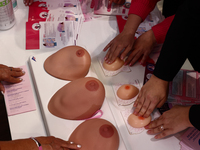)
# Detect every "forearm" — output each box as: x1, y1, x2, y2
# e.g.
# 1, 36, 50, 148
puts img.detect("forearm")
153, 0, 200, 81
0, 138, 37, 150
123, 14, 142, 35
